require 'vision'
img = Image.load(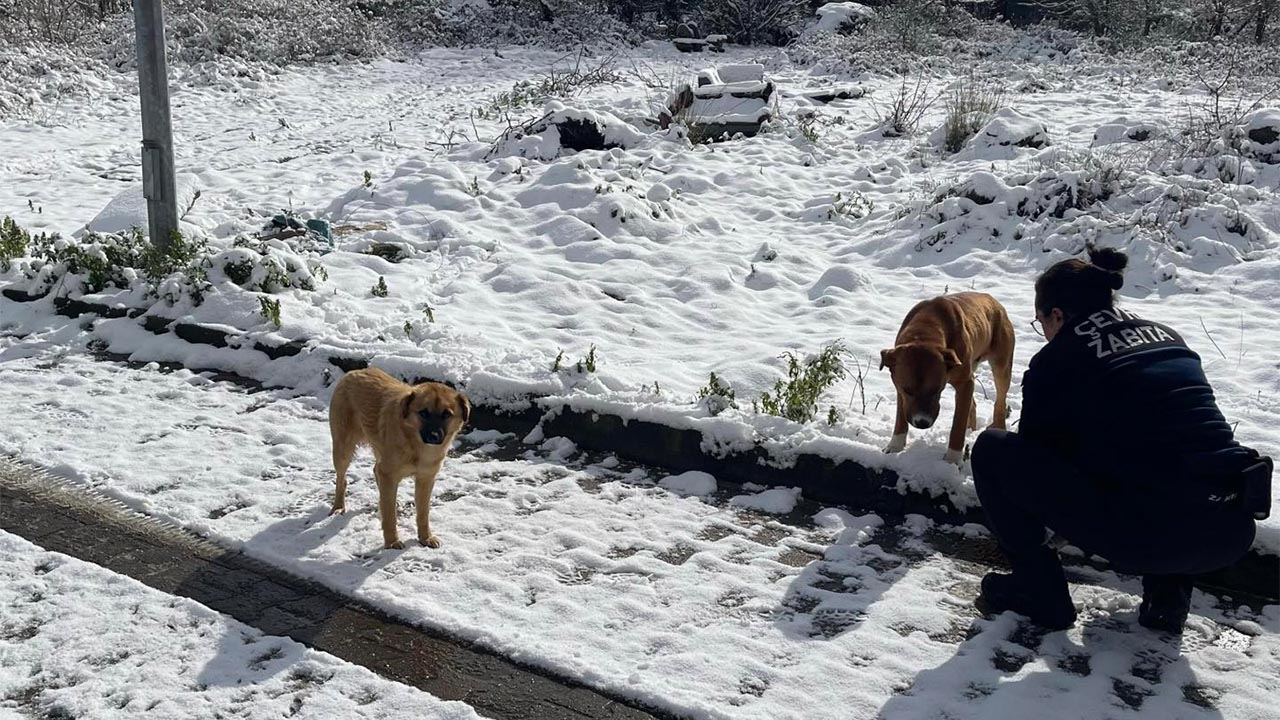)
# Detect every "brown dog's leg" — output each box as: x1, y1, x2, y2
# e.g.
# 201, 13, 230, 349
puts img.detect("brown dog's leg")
885, 391, 909, 453
375, 464, 403, 550
414, 466, 442, 549
945, 380, 974, 464
968, 395, 979, 431
330, 430, 356, 515
989, 336, 1014, 431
